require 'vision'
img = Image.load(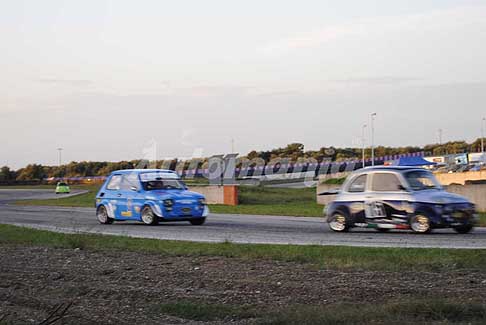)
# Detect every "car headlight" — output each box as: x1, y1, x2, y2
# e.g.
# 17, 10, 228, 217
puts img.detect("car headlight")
163, 199, 174, 207
198, 198, 207, 205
